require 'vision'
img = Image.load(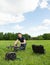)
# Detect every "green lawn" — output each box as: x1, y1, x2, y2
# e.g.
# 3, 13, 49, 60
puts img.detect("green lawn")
0, 40, 50, 65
